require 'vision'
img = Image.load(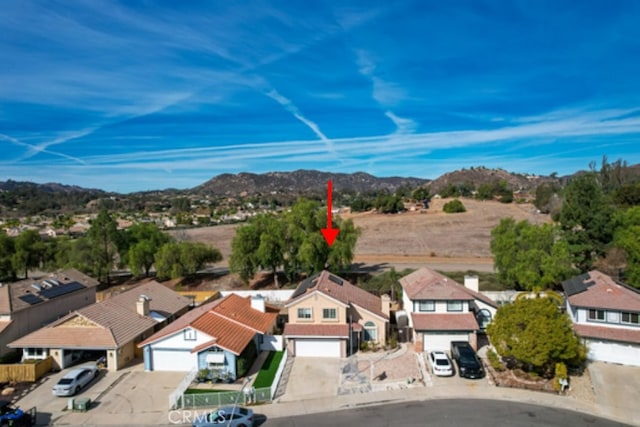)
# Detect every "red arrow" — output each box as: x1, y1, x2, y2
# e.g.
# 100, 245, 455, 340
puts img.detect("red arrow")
321, 180, 339, 246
